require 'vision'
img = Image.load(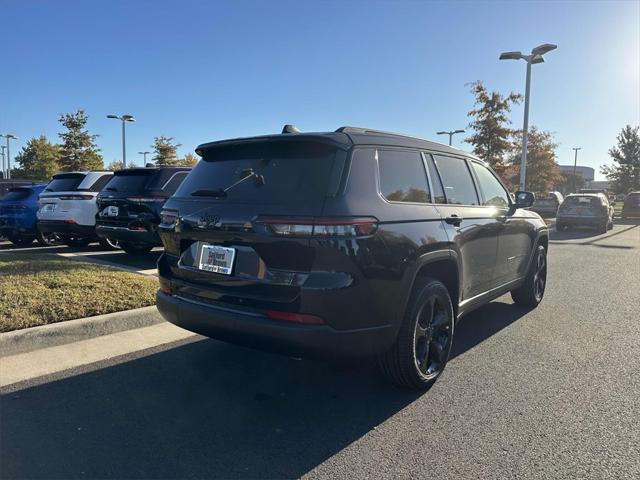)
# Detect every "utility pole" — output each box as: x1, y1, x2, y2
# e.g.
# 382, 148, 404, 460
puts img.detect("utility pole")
572, 147, 582, 193
138, 151, 150, 165
1, 145, 6, 179
0, 134, 17, 180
